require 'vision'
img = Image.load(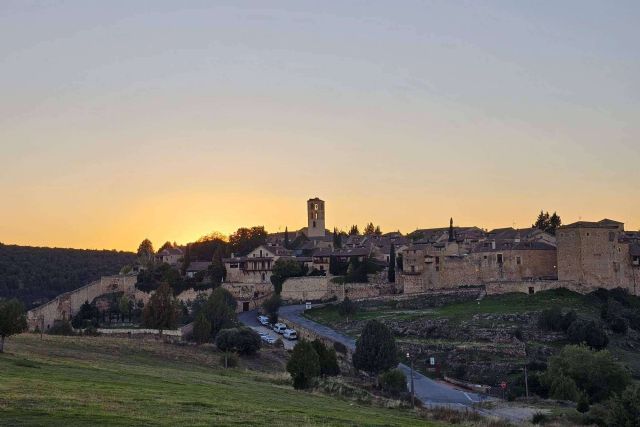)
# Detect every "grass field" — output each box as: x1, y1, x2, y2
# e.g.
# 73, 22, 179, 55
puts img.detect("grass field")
0, 334, 439, 427
305, 289, 598, 327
